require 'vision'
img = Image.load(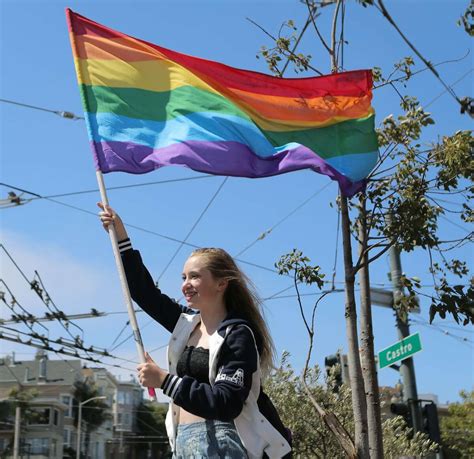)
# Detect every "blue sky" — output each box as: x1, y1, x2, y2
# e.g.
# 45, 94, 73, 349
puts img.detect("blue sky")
0, 0, 472, 404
